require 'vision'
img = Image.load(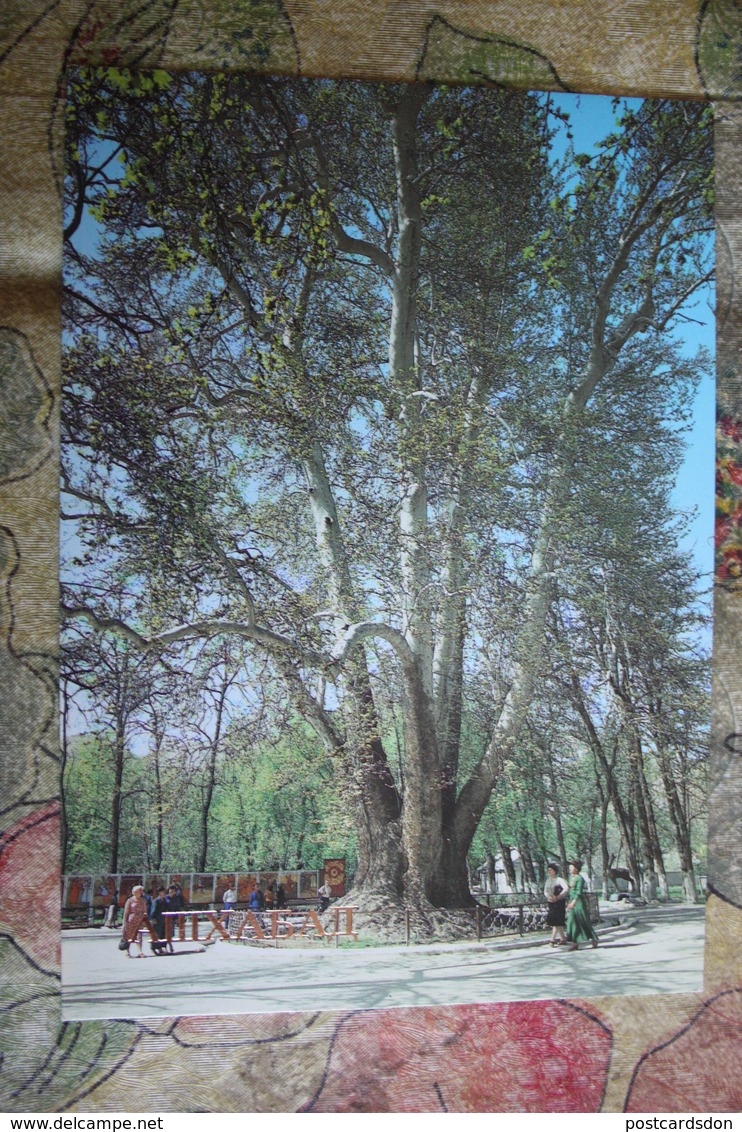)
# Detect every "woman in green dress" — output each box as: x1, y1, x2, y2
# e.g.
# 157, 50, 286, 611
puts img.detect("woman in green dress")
565, 860, 599, 950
